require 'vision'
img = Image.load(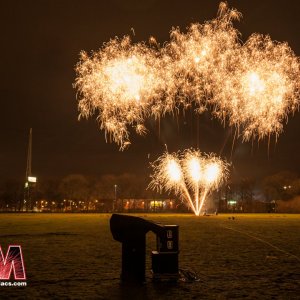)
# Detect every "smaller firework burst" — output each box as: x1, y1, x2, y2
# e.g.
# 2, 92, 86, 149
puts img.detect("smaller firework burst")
149, 149, 229, 216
